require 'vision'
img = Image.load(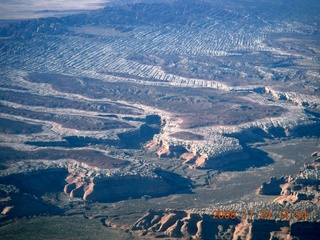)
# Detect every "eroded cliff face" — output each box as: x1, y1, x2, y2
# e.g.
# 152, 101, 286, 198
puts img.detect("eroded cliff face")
0, 184, 63, 220
63, 169, 187, 202
0, 168, 68, 196
126, 151, 320, 240
130, 208, 320, 240
131, 209, 241, 239
0, 163, 68, 219
264, 87, 320, 109
258, 152, 320, 205
145, 98, 320, 170
257, 177, 287, 196
145, 135, 245, 169
0, 158, 191, 213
